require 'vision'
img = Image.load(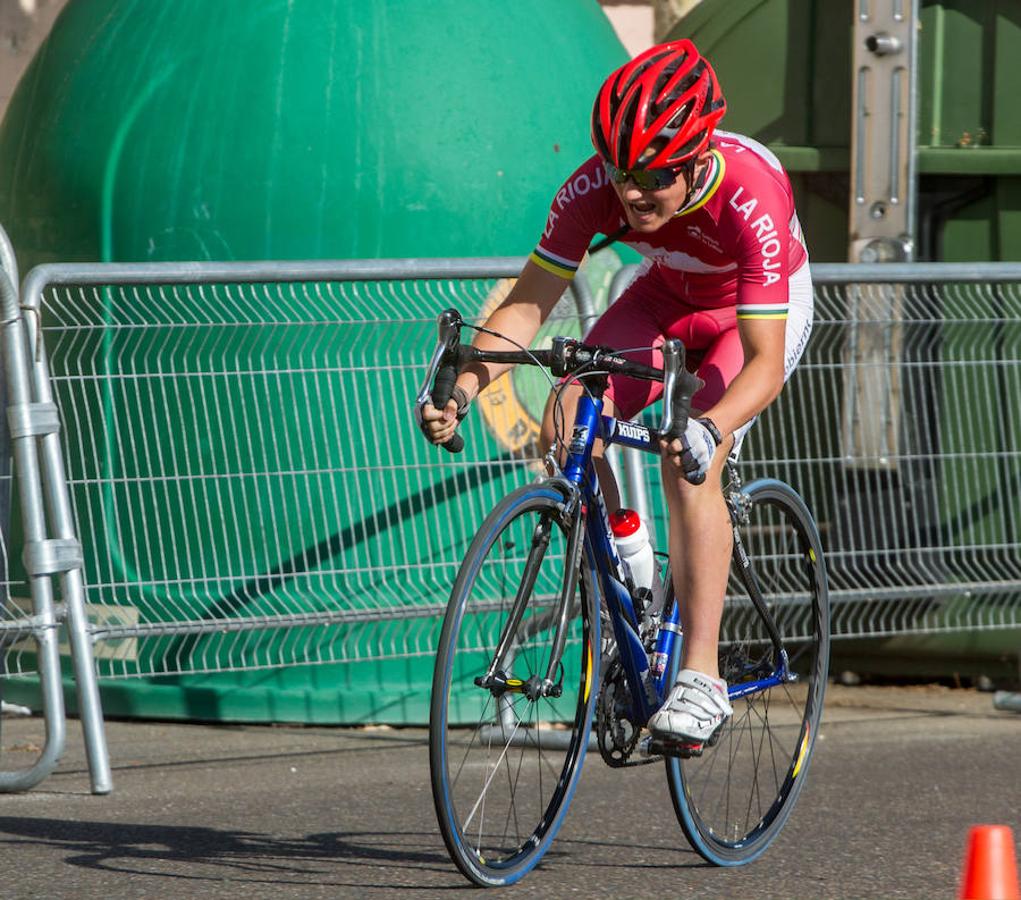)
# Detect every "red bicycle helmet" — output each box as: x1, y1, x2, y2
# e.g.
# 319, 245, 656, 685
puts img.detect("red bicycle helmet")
591, 40, 726, 171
